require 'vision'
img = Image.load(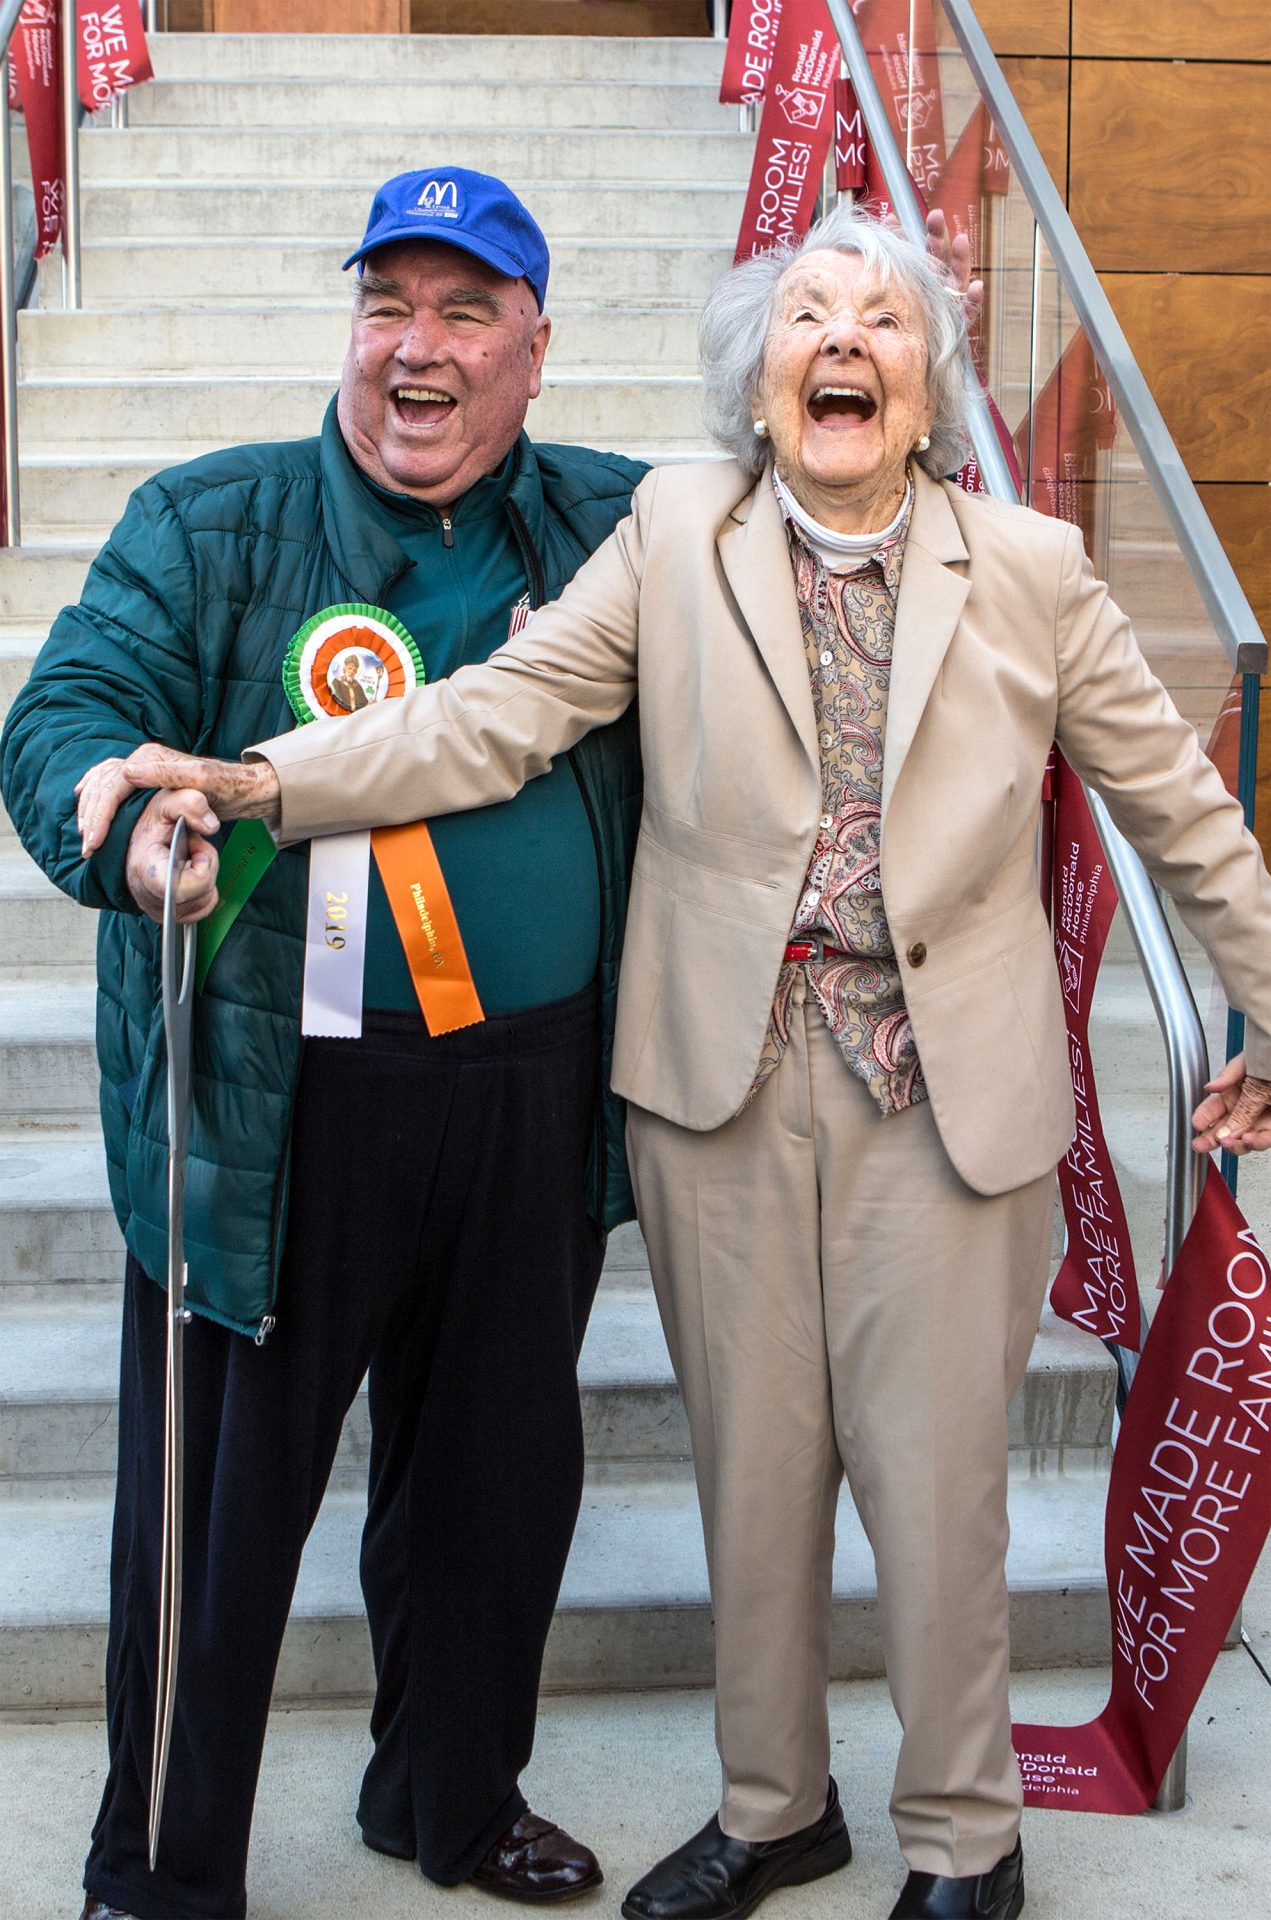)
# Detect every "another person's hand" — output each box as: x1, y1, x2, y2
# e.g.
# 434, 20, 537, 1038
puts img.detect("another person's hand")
924, 208, 984, 330
1191, 1053, 1271, 1156
77, 741, 281, 857
125, 788, 222, 924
